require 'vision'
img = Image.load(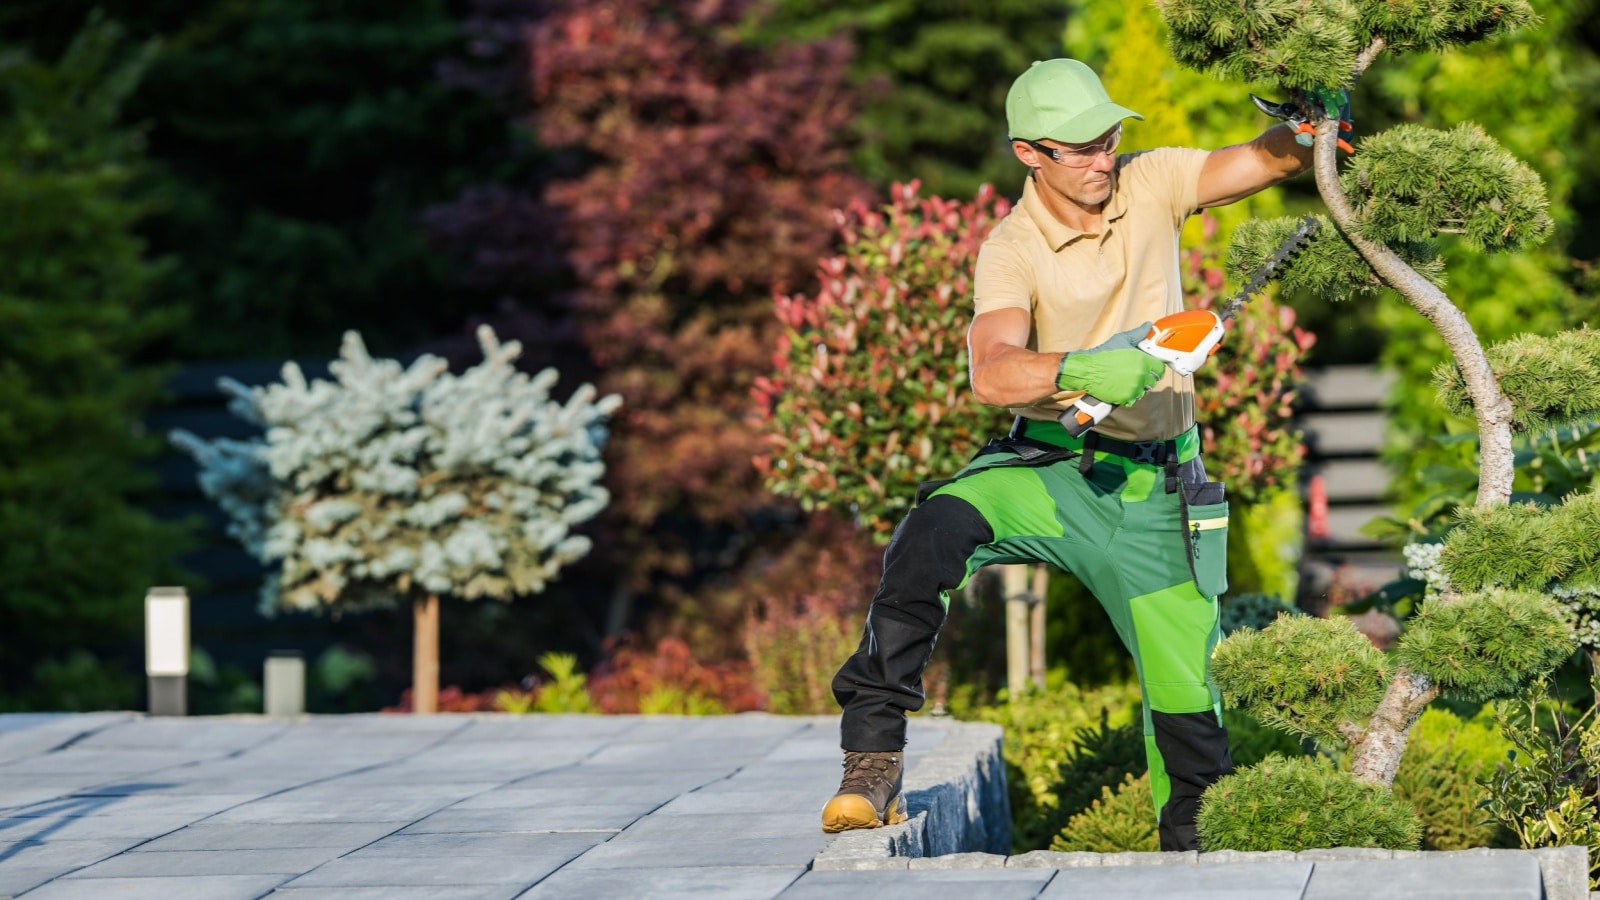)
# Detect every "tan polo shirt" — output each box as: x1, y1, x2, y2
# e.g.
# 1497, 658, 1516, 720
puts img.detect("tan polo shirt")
973, 147, 1210, 442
